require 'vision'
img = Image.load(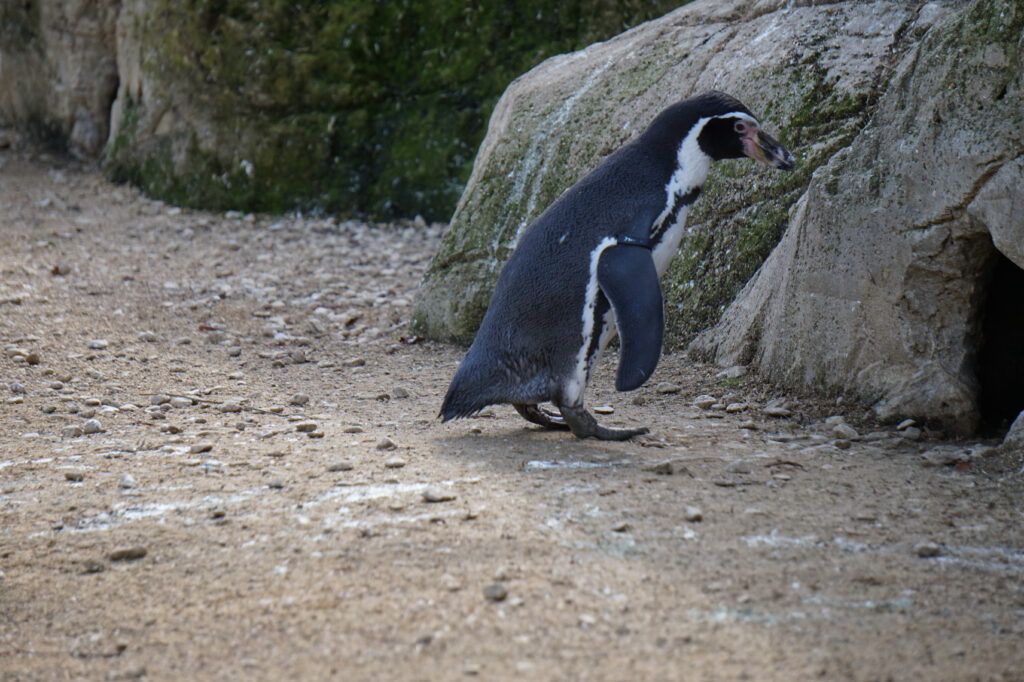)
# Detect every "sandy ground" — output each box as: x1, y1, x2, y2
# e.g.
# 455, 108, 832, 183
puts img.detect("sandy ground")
2, 150, 1023, 682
